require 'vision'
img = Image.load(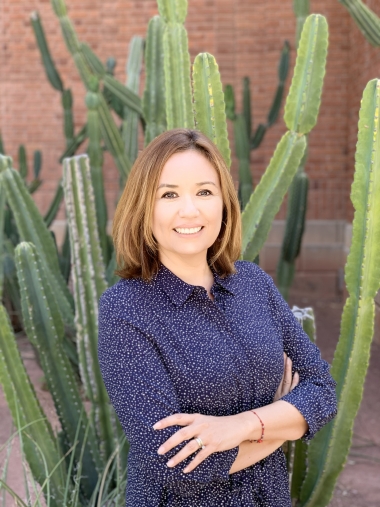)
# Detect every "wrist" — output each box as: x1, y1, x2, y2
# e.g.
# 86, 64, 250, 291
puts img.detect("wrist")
236, 411, 262, 443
